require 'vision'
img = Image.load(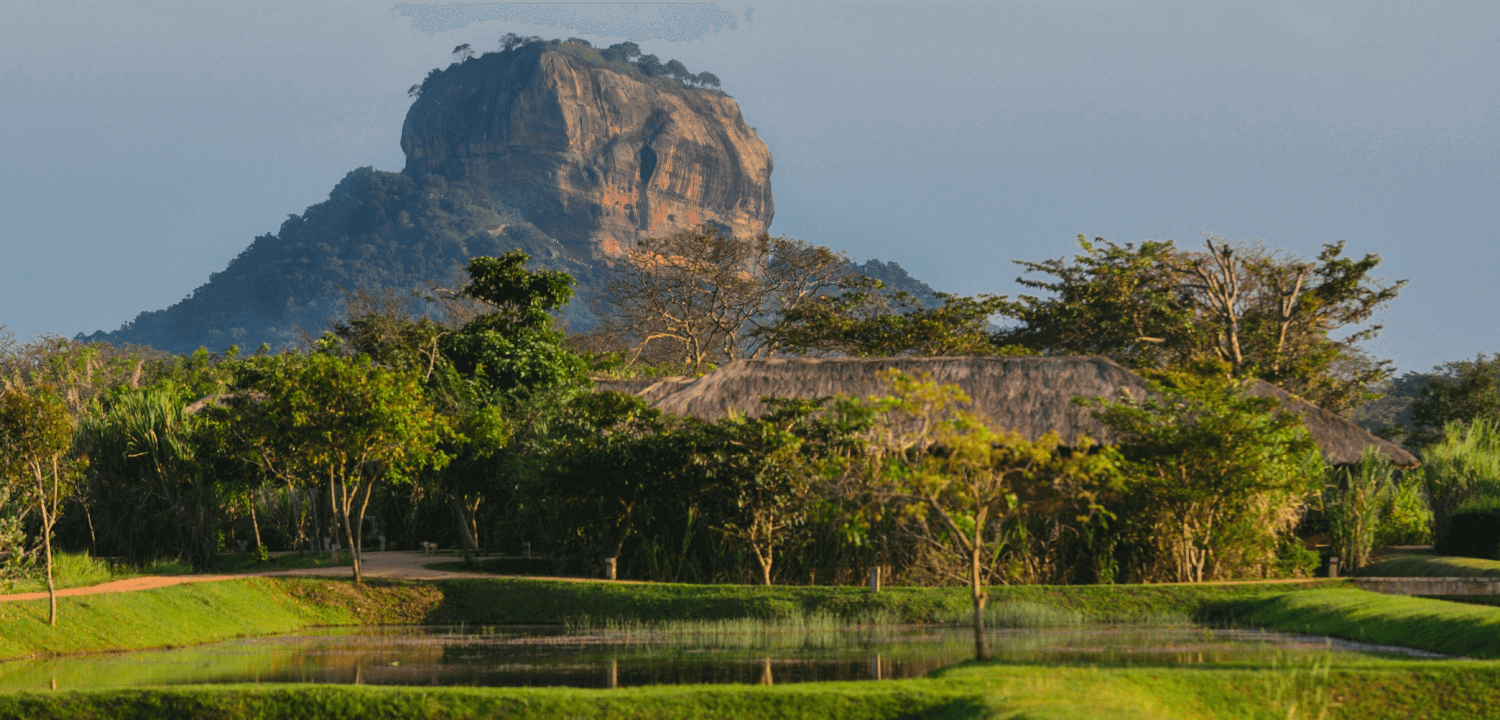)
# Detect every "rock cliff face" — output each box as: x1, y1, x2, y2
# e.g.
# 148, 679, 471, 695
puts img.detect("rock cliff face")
401, 46, 774, 260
